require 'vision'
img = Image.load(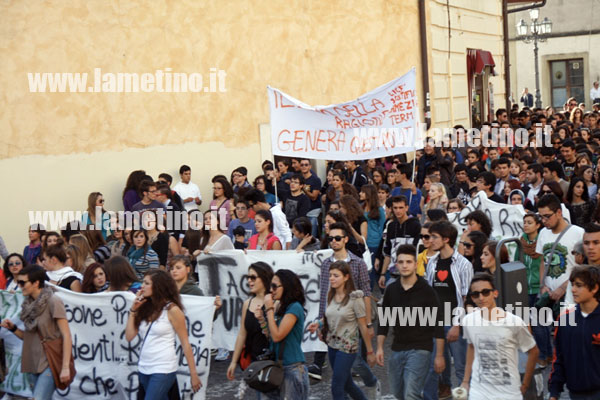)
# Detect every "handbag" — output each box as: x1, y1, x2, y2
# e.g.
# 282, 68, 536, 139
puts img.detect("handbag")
239, 347, 252, 371
361, 237, 373, 272
242, 341, 285, 393
37, 331, 76, 390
